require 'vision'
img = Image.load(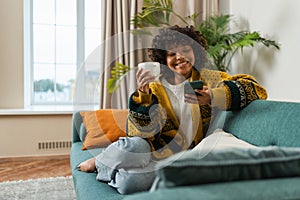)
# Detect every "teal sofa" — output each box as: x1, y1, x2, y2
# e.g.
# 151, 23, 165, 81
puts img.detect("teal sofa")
70, 100, 300, 200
